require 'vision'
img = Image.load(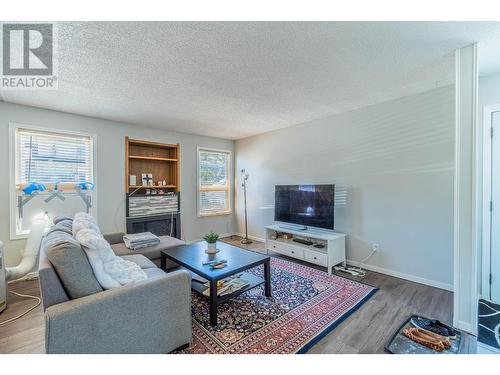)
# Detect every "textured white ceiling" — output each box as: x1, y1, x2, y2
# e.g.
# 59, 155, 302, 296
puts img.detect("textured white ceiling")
1, 22, 500, 140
